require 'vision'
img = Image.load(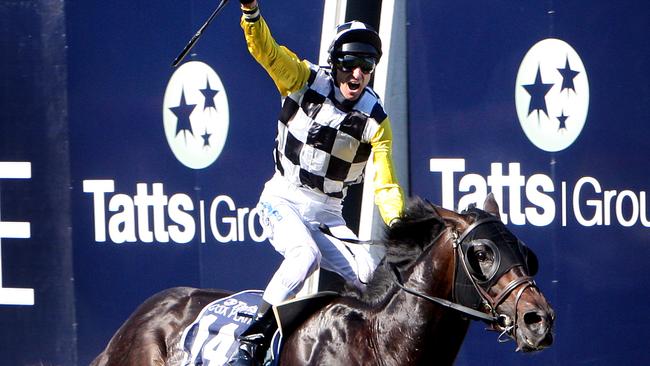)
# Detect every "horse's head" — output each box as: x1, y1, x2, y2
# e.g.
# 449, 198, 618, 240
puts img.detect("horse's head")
435, 193, 555, 352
